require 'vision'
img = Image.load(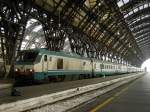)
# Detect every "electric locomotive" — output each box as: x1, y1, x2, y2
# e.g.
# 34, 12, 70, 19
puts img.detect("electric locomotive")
14, 48, 143, 83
